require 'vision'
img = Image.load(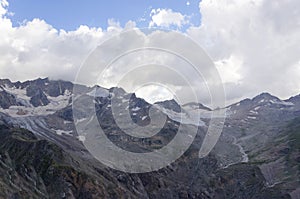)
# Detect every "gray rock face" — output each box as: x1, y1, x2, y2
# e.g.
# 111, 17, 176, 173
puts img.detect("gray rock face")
28, 88, 50, 107
0, 90, 18, 109
0, 78, 74, 108
0, 122, 289, 199
0, 124, 145, 199
222, 92, 300, 198
0, 78, 298, 198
